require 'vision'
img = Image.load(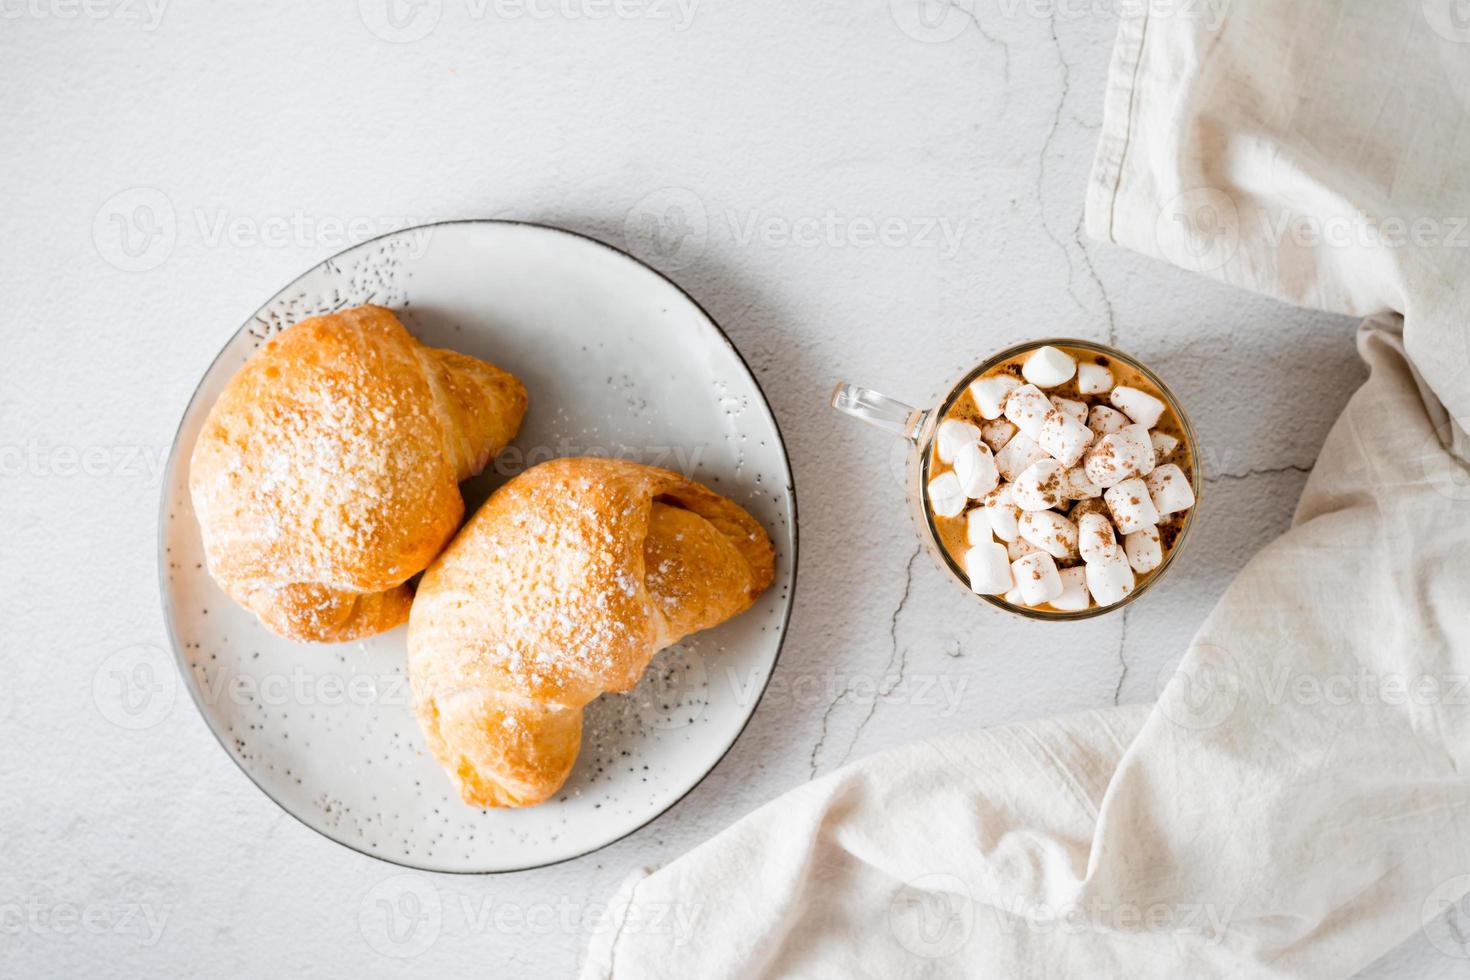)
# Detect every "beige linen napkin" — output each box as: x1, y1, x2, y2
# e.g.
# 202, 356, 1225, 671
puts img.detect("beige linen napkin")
582, 1, 1470, 976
